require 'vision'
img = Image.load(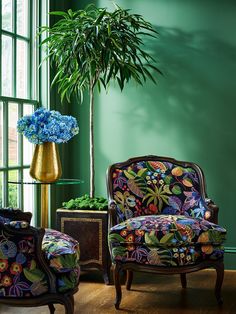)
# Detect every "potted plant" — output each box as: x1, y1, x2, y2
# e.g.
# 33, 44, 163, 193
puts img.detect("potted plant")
40, 3, 161, 200
40, 4, 162, 281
